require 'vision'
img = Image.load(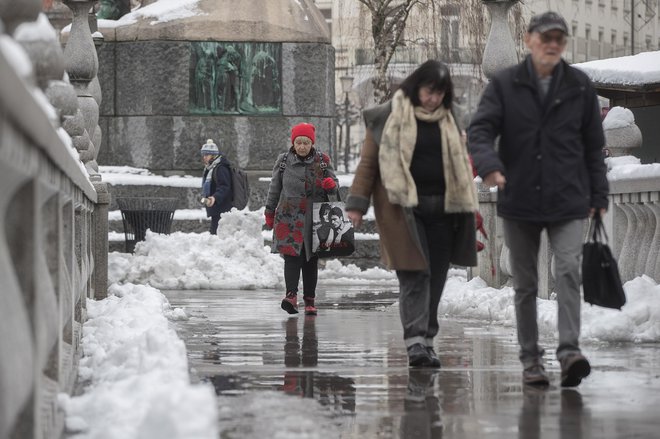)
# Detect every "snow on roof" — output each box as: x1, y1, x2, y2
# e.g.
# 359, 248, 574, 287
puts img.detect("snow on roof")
573, 51, 660, 87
